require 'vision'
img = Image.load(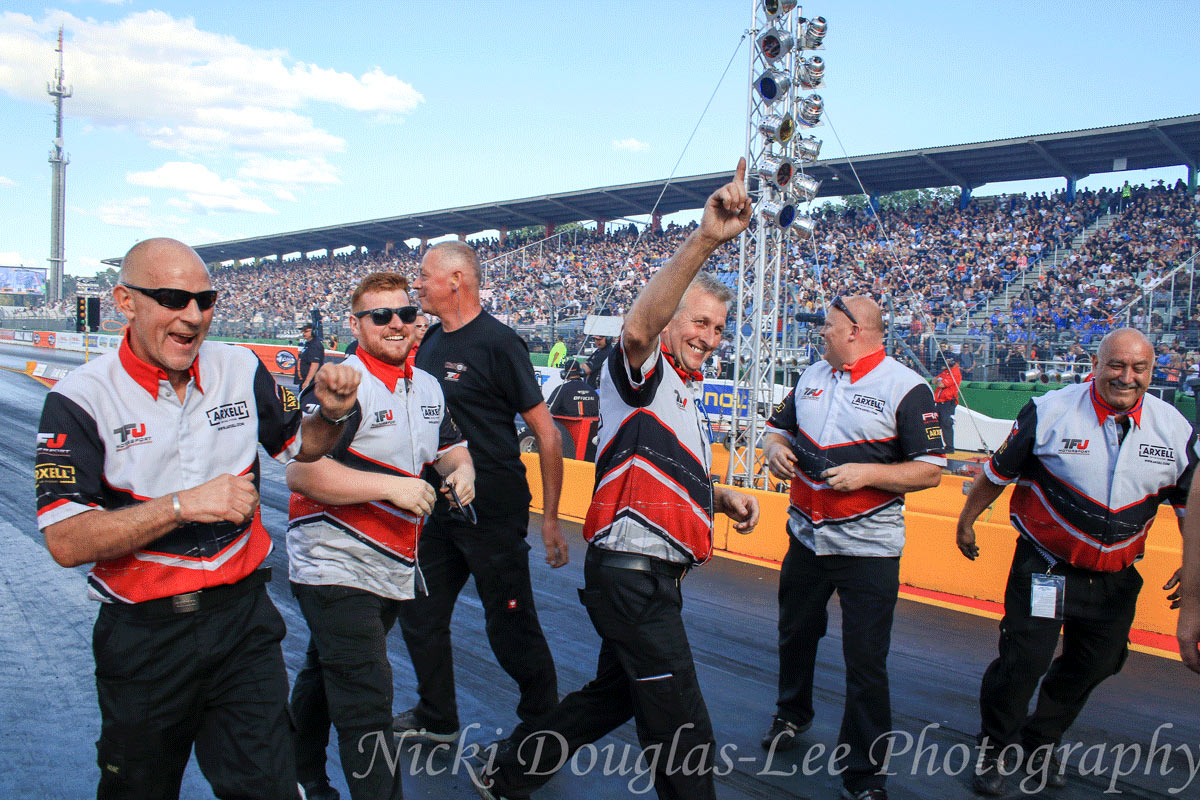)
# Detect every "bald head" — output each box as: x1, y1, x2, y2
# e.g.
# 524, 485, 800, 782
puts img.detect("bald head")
1094, 327, 1154, 412
119, 238, 209, 286
842, 295, 884, 337
1097, 327, 1153, 364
